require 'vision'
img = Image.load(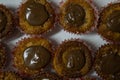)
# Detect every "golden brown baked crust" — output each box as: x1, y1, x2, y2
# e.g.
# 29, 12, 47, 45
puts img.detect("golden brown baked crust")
0, 71, 23, 80
53, 40, 92, 78
98, 3, 120, 43
32, 72, 61, 80
13, 37, 53, 76
0, 5, 14, 38
0, 44, 6, 69
19, 0, 55, 34
59, 0, 95, 34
